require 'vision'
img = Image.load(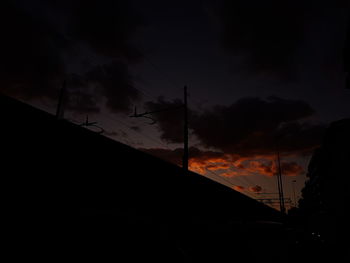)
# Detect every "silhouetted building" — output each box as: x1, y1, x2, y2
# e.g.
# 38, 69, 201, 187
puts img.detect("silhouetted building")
1, 94, 293, 262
